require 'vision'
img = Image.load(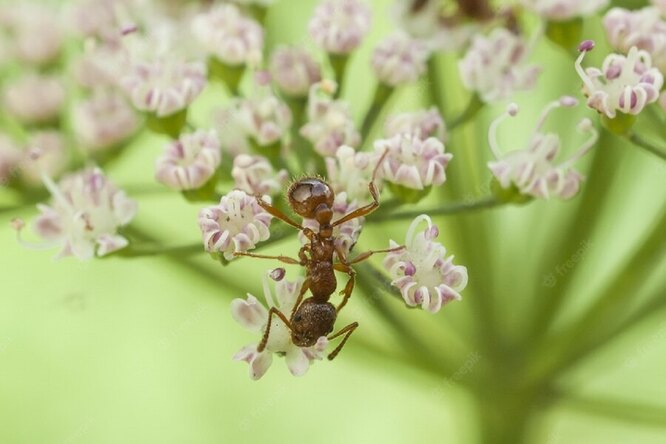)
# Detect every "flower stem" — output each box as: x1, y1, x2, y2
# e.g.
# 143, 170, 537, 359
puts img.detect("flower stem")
627, 132, 666, 161
448, 94, 484, 131
360, 83, 394, 142
371, 196, 503, 222
329, 54, 349, 97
